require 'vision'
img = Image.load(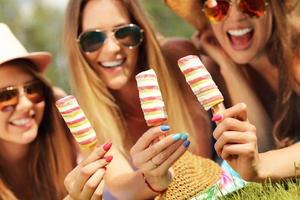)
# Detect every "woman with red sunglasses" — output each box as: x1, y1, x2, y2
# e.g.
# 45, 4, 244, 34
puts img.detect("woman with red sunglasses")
167, 0, 300, 181
0, 23, 112, 199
